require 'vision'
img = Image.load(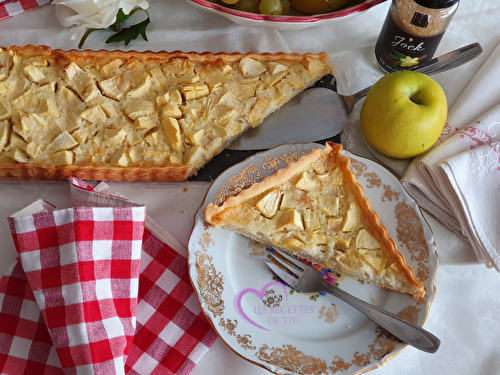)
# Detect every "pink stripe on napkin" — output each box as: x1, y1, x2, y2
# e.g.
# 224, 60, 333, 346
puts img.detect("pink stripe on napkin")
0, 260, 62, 374
0, 0, 50, 21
